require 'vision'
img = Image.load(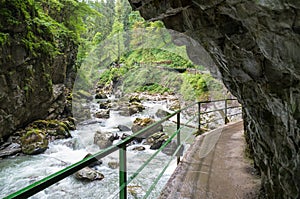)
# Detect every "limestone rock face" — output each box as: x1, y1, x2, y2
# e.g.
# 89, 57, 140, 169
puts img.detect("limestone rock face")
128, 0, 300, 198
0, 1, 77, 140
